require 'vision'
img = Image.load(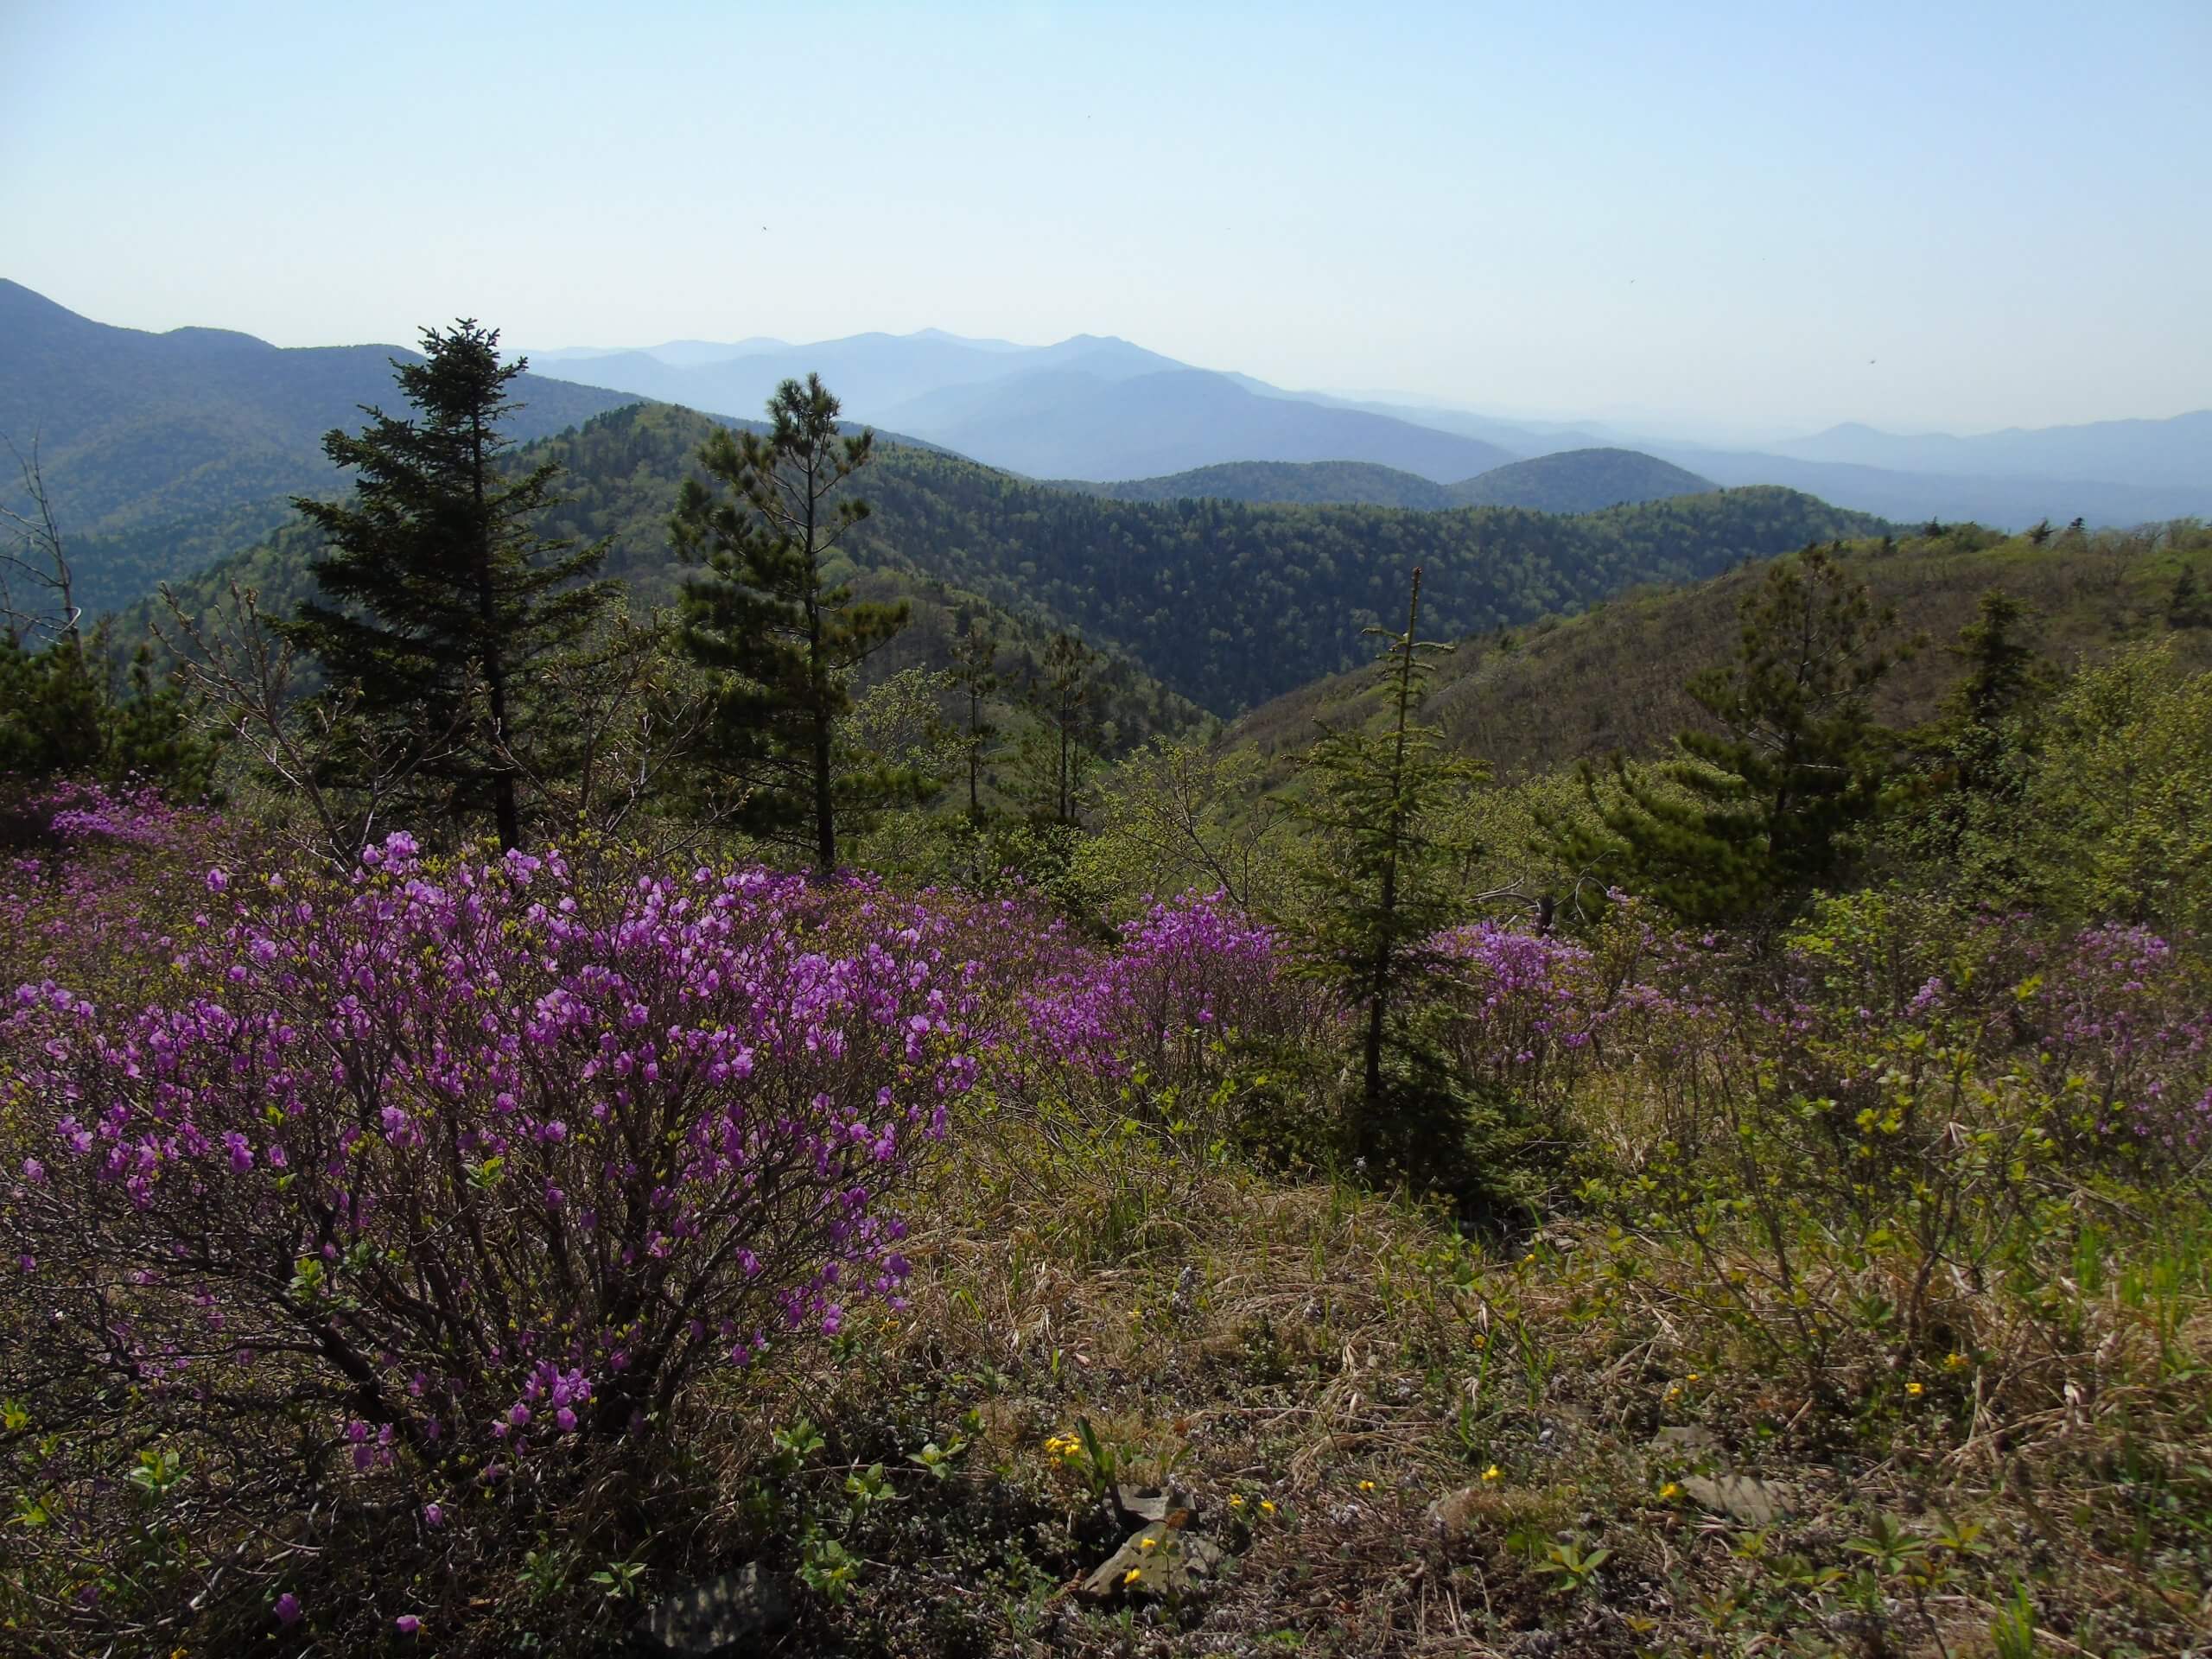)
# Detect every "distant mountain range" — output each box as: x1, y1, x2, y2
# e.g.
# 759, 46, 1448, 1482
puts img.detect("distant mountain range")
1051, 449, 1716, 514
1766, 415, 2209, 491
525, 323, 2207, 528
873, 367, 1520, 482
1636, 445, 2206, 532
6, 279, 2202, 556
0, 280, 641, 533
